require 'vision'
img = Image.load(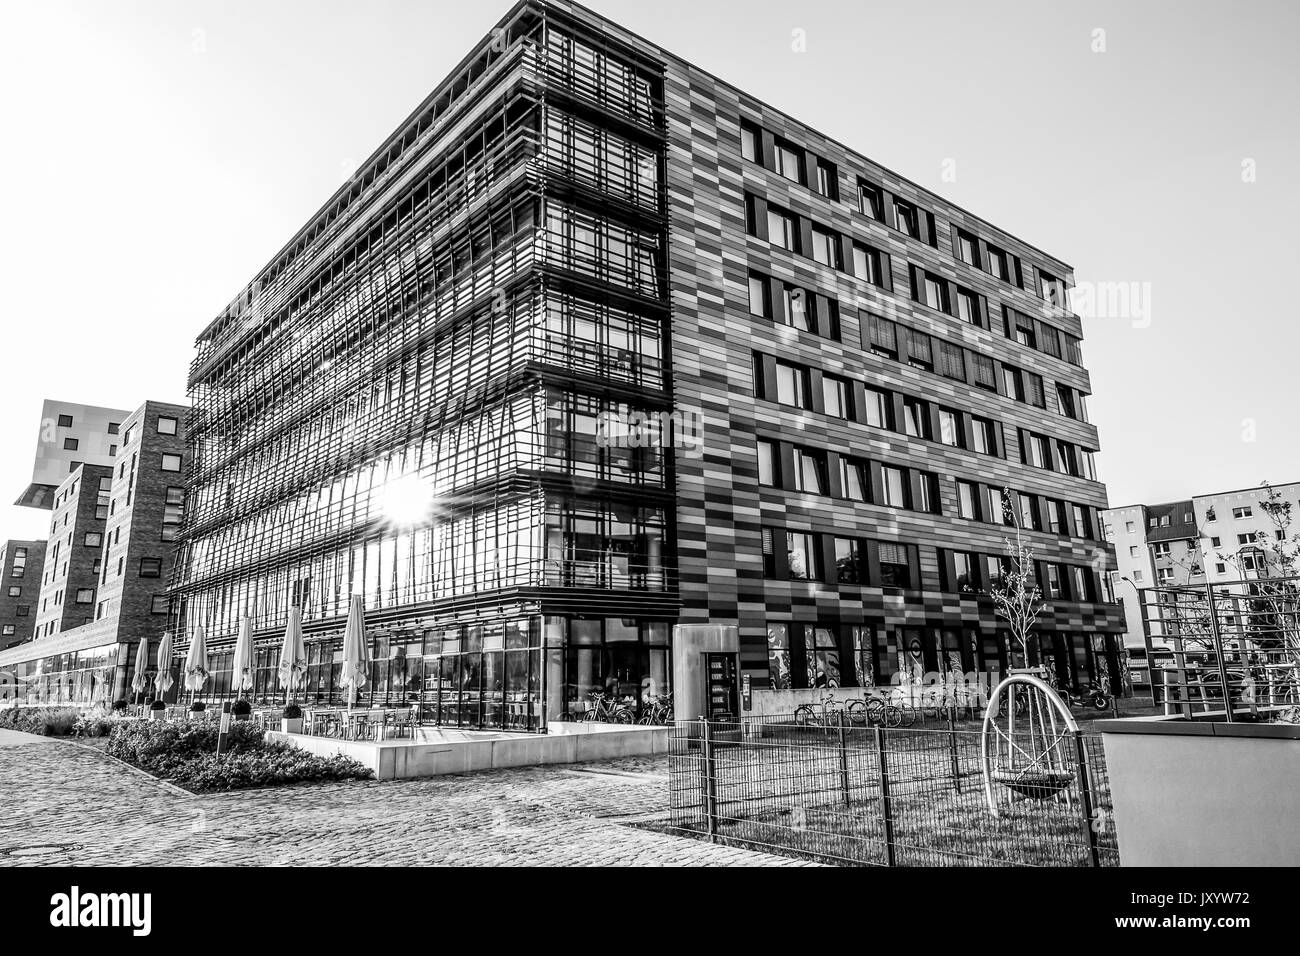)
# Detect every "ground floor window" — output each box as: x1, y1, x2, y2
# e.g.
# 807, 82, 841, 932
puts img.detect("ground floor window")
557, 617, 671, 721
